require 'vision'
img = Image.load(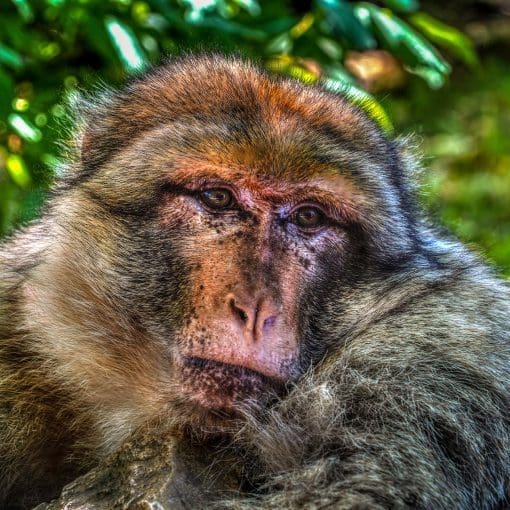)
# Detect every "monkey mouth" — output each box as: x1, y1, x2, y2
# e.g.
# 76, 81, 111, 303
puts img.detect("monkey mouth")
177, 356, 282, 413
